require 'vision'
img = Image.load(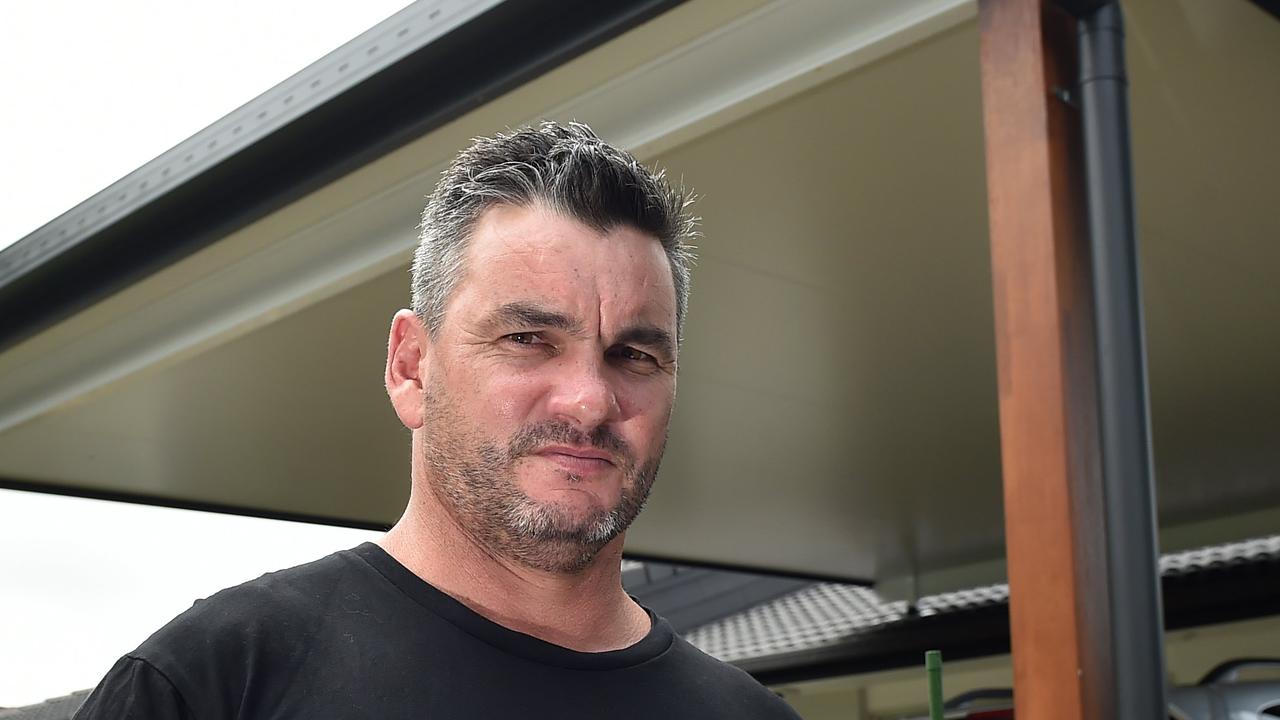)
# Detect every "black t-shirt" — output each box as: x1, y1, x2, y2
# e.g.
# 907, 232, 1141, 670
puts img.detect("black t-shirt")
74, 543, 800, 719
